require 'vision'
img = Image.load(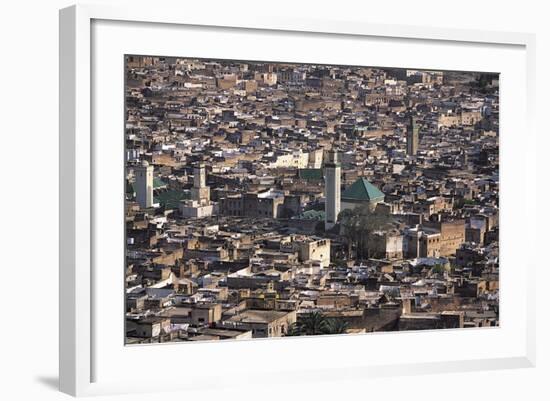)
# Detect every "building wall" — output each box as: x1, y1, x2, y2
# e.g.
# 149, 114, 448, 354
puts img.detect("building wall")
298, 239, 331, 267
317, 294, 351, 309
227, 311, 296, 338
217, 75, 237, 89
461, 111, 482, 125
219, 194, 285, 218
308, 149, 324, 168
385, 233, 404, 259
219, 197, 244, 216
244, 80, 257, 94
439, 221, 466, 256
404, 230, 440, 258
466, 227, 485, 245
438, 114, 461, 128
370, 232, 403, 259
127, 56, 160, 68
269, 151, 309, 168
179, 202, 215, 218
128, 318, 170, 338
268, 312, 297, 337
419, 233, 441, 258
226, 275, 276, 290
191, 304, 222, 326
423, 220, 465, 256
282, 195, 303, 217
403, 231, 420, 258
398, 312, 463, 331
